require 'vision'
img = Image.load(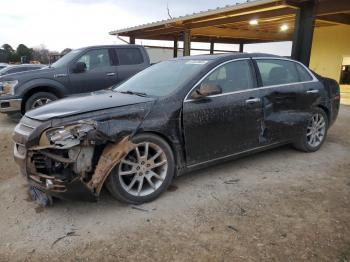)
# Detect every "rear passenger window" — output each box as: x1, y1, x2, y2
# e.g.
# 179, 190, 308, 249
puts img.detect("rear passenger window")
116, 48, 143, 65
201, 60, 254, 93
256, 59, 300, 86
296, 63, 313, 81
